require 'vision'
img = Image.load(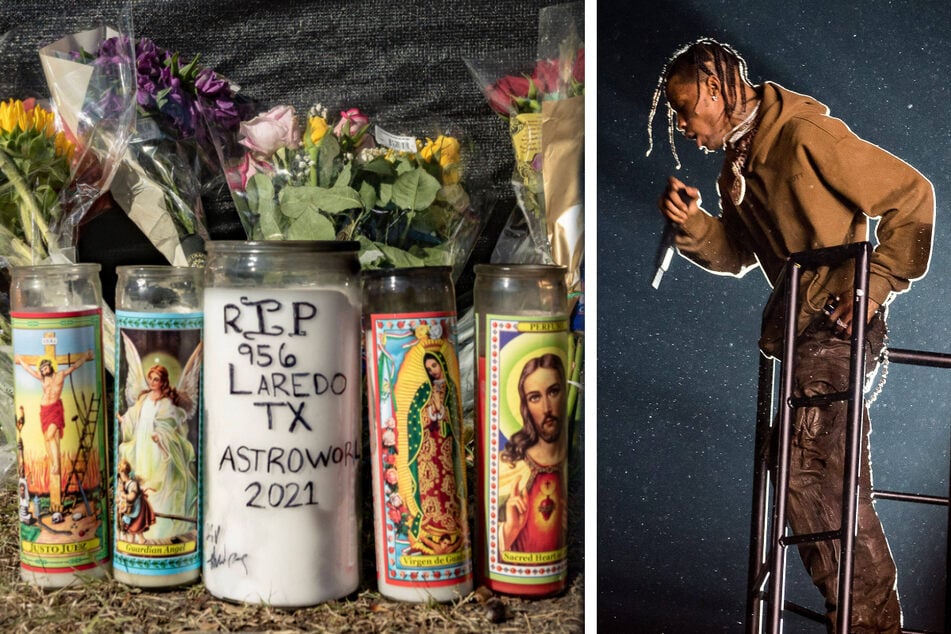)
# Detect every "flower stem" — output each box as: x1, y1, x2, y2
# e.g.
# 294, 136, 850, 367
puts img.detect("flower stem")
0, 146, 50, 261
